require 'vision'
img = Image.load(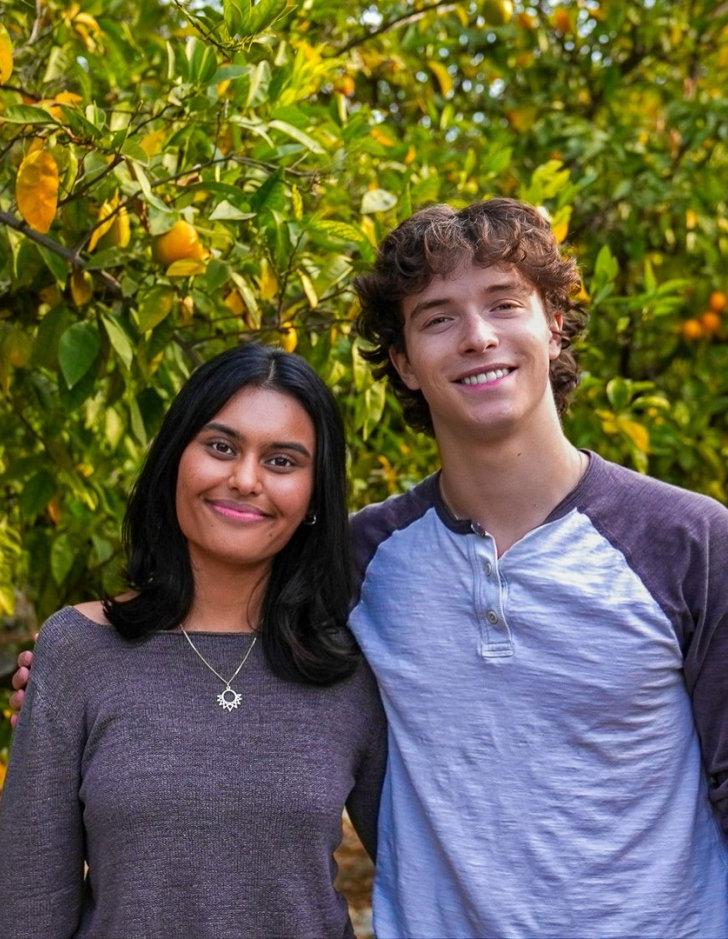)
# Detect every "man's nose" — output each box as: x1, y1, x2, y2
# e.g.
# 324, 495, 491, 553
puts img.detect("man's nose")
459, 313, 498, 354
